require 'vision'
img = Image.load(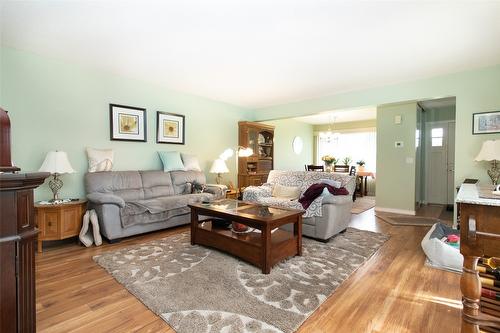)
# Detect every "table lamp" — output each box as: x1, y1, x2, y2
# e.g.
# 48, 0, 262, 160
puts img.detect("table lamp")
474, 139, 500, 185
38, 151, 75, 201
210, 158, 229, 185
